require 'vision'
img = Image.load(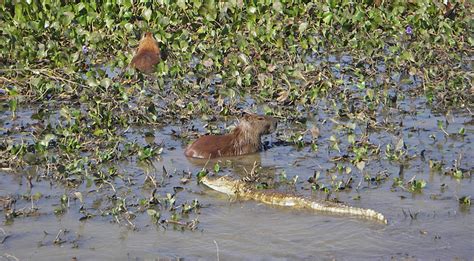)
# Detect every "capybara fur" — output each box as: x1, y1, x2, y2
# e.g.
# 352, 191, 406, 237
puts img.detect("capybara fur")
130, 32, 160, 74
185, 114, 277, 159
